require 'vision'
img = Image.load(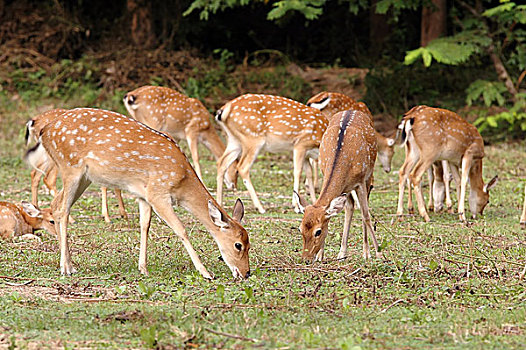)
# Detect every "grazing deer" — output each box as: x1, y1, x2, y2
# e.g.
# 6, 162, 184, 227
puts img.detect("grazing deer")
395, 106, 498, 222
123, 85, 237, 188
521, 185, 526, 229
25, 108, 250, 279
306, 91, 396, 173
26, 109, 127, 223
294, 110, 381, 261
215, 94, 329, 214
0, 201, 56, 239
